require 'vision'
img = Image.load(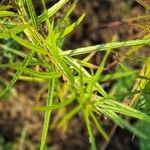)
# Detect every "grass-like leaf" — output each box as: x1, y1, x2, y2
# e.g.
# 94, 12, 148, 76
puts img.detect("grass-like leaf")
25, 0, 38, 30
95, 99, 150, 124
89, 110, 109, 141
0, 5, 13, 11
12, 35, 46, 54
54, 0, 78, 31
136, 0, 150, 11
38, 0, 70, 23
84, 109, 97, 150
57, 13, 85, 38
62, 39, 150, 56
58, 105, 82, 128
63, 56, 107, 96
33, 94, 75, 111
0, 44, 26, 58
40, 79, 55, 150
100, 109, 148, 139
0, 25, 26, 39
0, 11, 18, 17
0, 51, 34, 97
